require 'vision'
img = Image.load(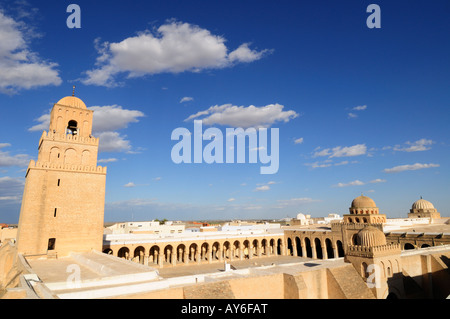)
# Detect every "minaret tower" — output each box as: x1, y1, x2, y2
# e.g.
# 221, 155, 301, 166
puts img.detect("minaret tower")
16, 92, 107, 258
